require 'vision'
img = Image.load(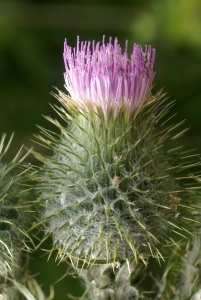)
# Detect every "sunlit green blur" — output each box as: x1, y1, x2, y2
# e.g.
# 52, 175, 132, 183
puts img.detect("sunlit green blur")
0, 0, 201, 298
